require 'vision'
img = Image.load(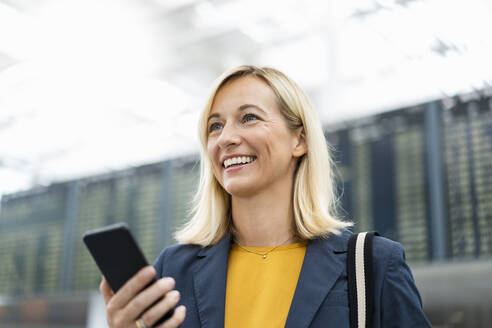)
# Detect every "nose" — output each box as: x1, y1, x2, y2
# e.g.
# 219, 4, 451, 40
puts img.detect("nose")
216, 122, 241, 149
